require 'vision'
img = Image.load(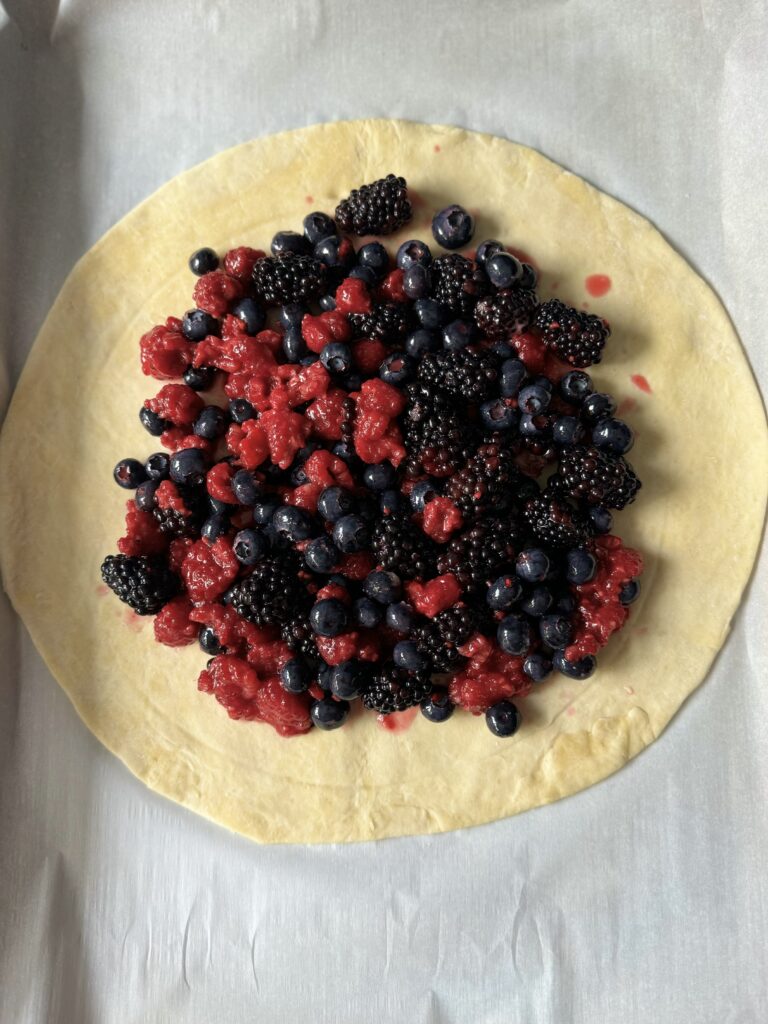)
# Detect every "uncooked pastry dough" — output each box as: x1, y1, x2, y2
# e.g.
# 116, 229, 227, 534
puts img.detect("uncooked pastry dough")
0, 120, 765, 844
